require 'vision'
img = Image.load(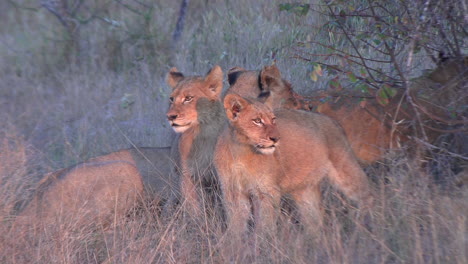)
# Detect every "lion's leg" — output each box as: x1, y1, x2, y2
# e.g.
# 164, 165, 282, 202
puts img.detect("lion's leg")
290, 184, 323, 232
180, 171, 201, 216
222, 183, 251, 235
327, 157, 375, 231
253, 187, 281, 236
327, 154, 373, 207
